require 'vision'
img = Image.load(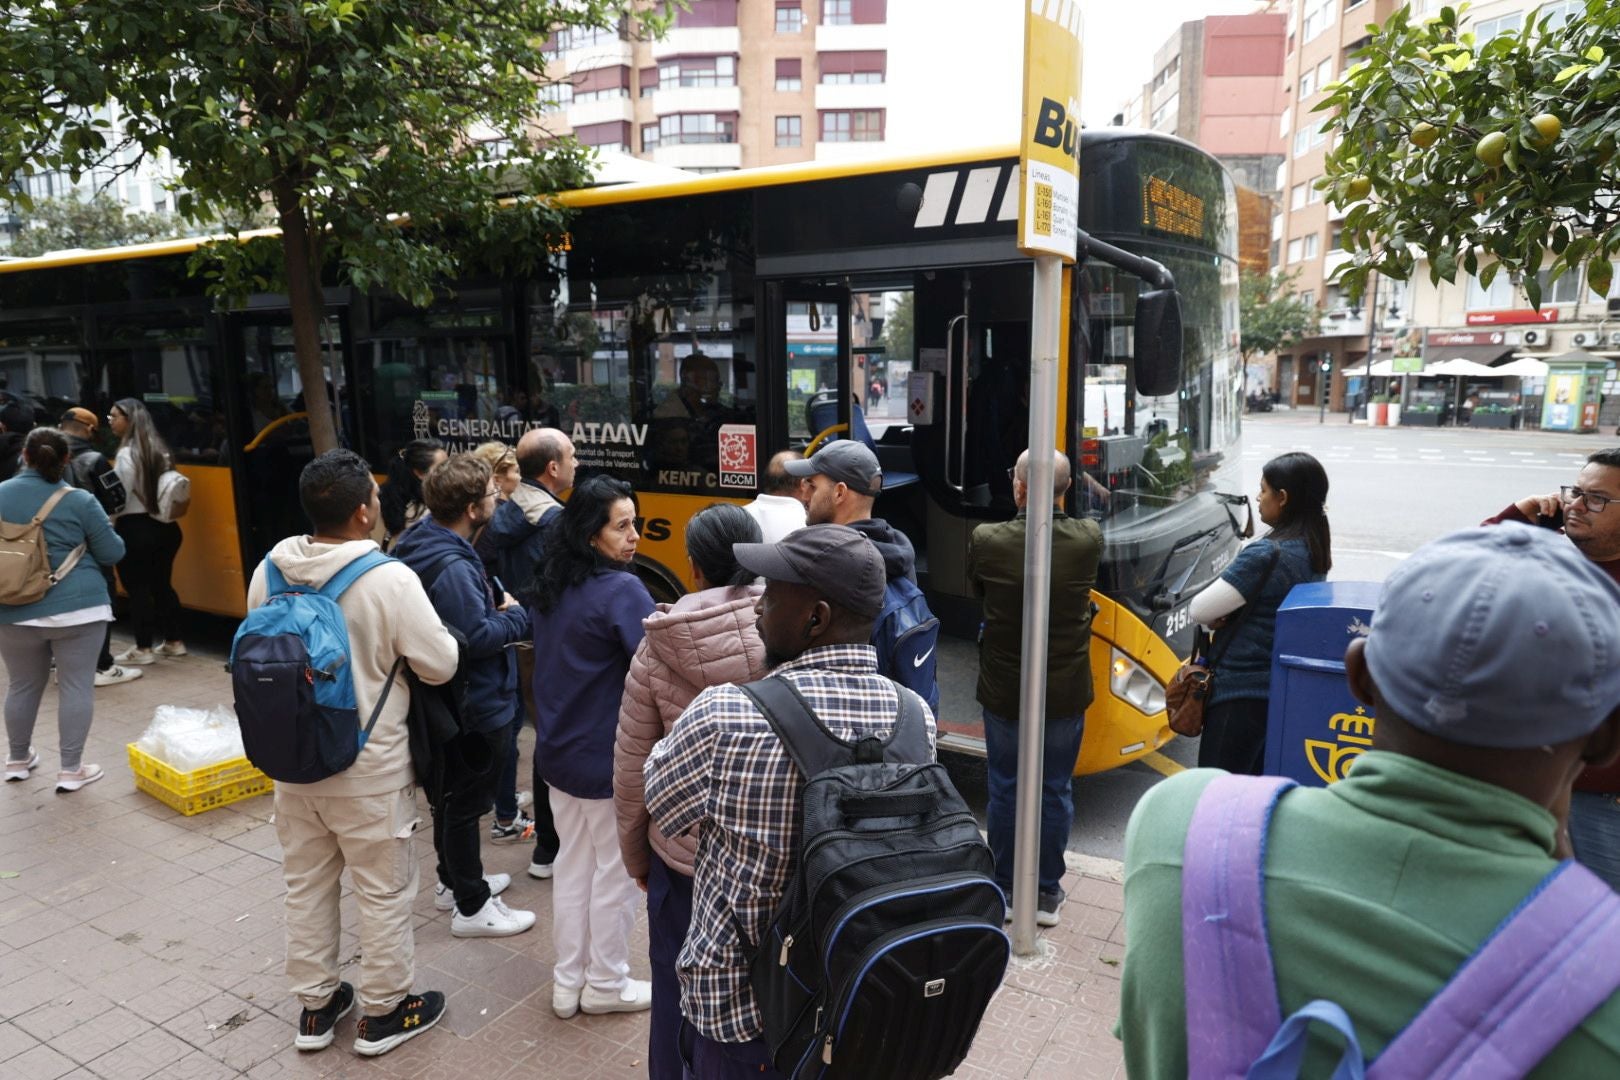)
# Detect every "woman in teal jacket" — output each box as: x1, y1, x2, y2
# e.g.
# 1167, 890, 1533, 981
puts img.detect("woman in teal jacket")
0, 428, 126, 792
